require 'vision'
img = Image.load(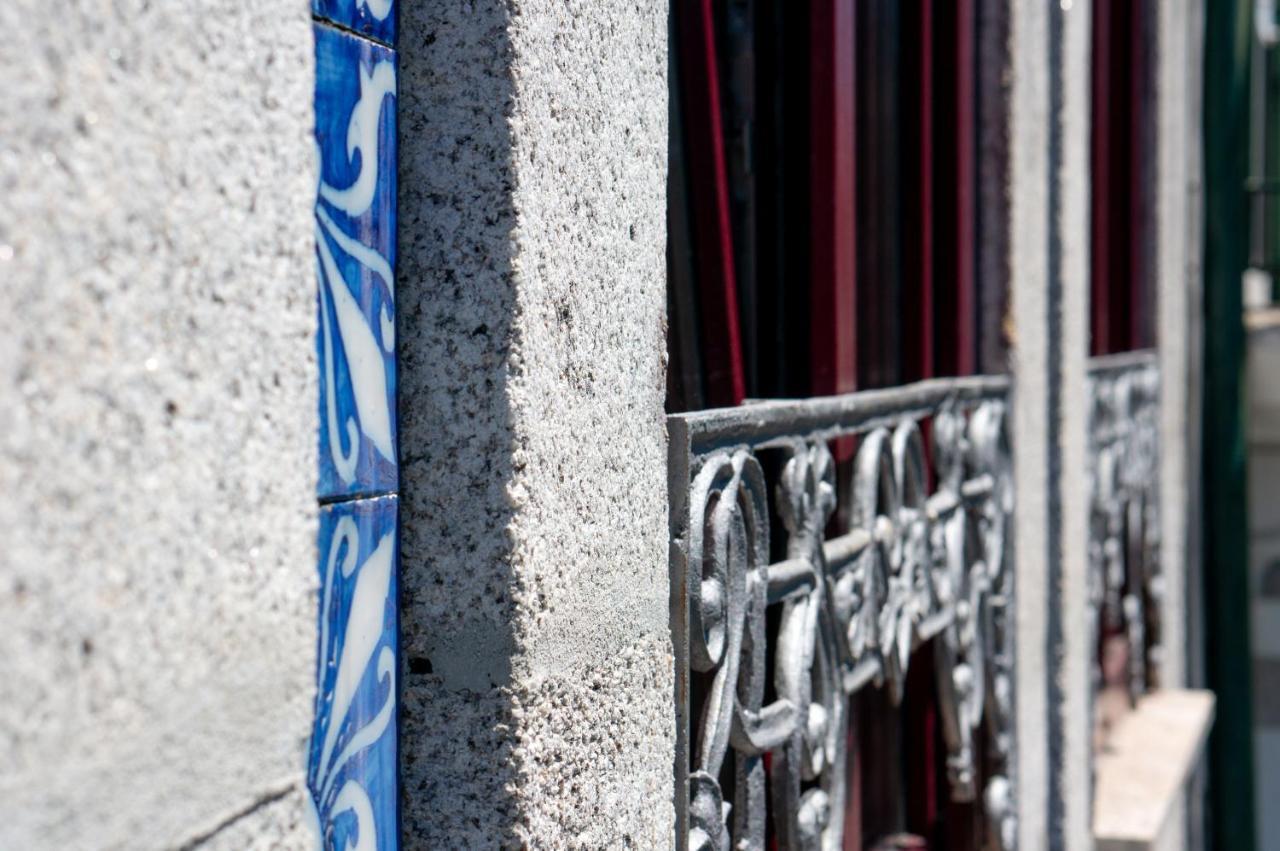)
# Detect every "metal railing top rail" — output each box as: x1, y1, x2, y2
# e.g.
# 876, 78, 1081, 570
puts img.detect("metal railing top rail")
674, 373, 1010, 455
1087, 348, 1158, 376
